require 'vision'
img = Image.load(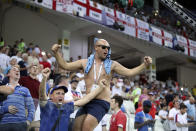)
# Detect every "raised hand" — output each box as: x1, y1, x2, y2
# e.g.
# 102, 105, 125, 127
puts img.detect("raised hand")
51, 44, 61, 54
144, 56, 152, 67
42, 68, 51, 79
